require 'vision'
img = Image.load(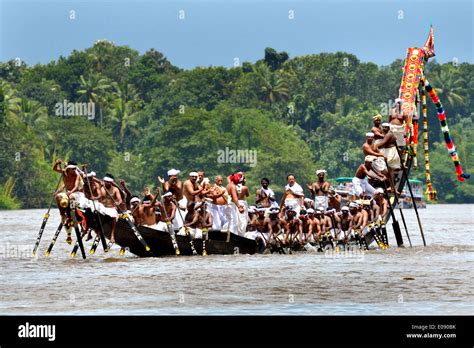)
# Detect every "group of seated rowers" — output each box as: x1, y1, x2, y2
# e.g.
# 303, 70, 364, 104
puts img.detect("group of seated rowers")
53, 159, 390, 249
